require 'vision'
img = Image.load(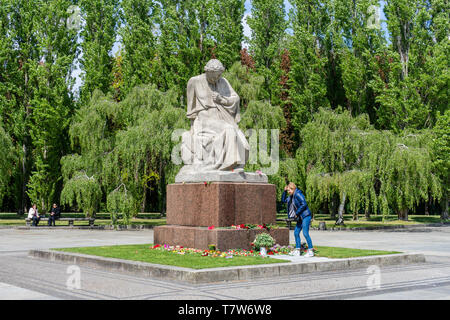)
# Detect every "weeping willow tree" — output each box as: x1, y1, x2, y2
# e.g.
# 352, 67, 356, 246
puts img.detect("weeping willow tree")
297, 108, 442, 223
380, 131, 442, 221
60, 84, 188, 220
298, 108, 373, 223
